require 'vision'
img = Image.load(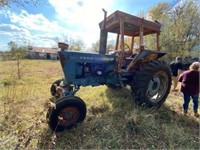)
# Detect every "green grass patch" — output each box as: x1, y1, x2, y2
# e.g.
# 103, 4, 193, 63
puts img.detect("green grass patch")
0, 59, 199, 149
